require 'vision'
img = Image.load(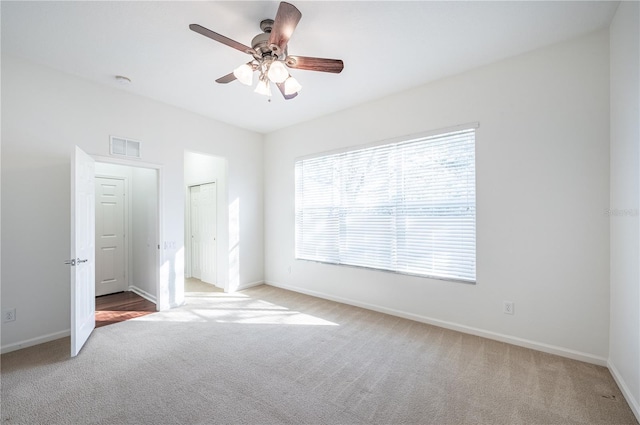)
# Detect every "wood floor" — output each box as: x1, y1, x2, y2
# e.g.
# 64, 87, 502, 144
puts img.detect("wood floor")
95, 291, 156, 328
